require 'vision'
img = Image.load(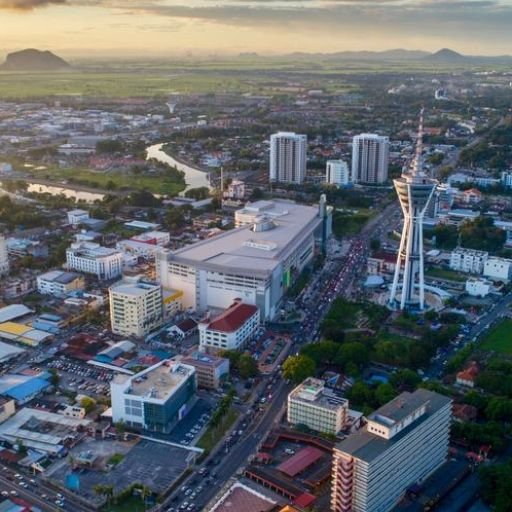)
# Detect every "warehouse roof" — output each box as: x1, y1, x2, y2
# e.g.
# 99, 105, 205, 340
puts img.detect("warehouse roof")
0, 305, 33, 324
0, 341, 25, 362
